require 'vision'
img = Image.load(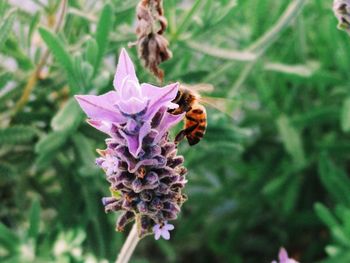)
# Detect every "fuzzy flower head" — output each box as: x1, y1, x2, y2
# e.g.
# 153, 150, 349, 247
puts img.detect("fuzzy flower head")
333, 0, 350, 34
272, 248, 299, 263
75, 49, 187, 238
